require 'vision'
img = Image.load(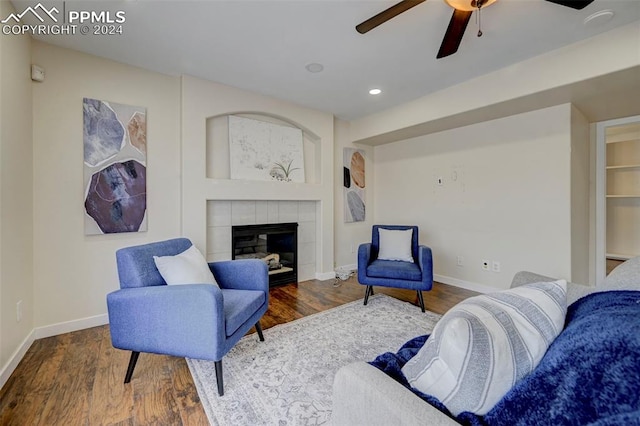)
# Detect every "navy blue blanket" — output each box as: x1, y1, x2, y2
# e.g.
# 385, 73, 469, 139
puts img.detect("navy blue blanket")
370, 290, 640, 426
